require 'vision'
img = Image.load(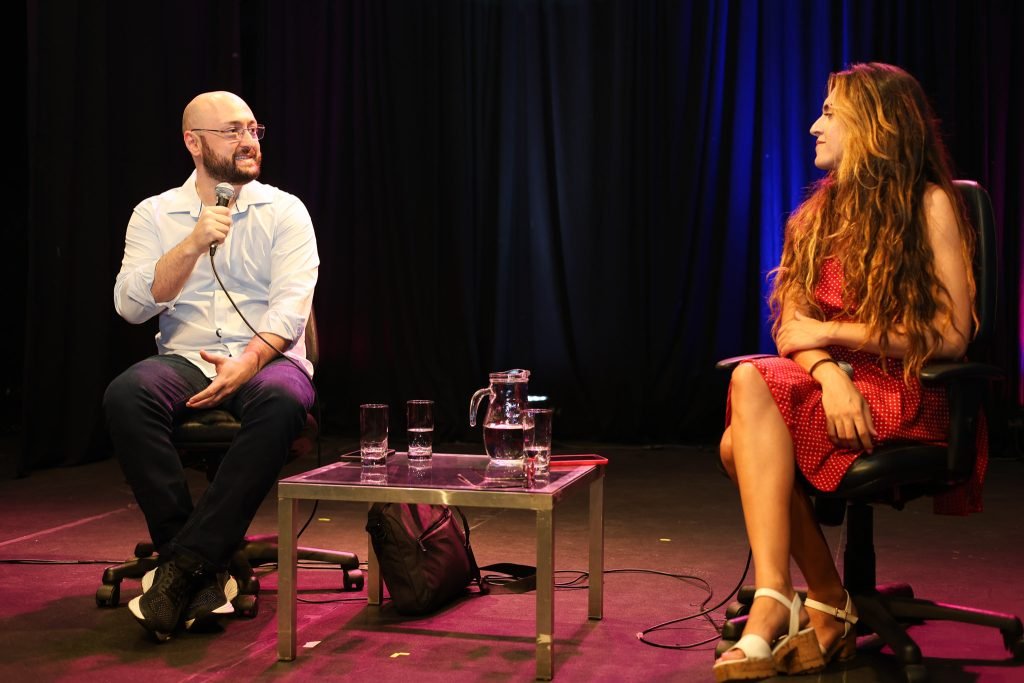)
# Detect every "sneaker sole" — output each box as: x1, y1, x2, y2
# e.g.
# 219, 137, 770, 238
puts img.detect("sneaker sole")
128, 595, 144, 621
128, 567, 160, 621
183, 576, 240, 629
140, 567, 157, 593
